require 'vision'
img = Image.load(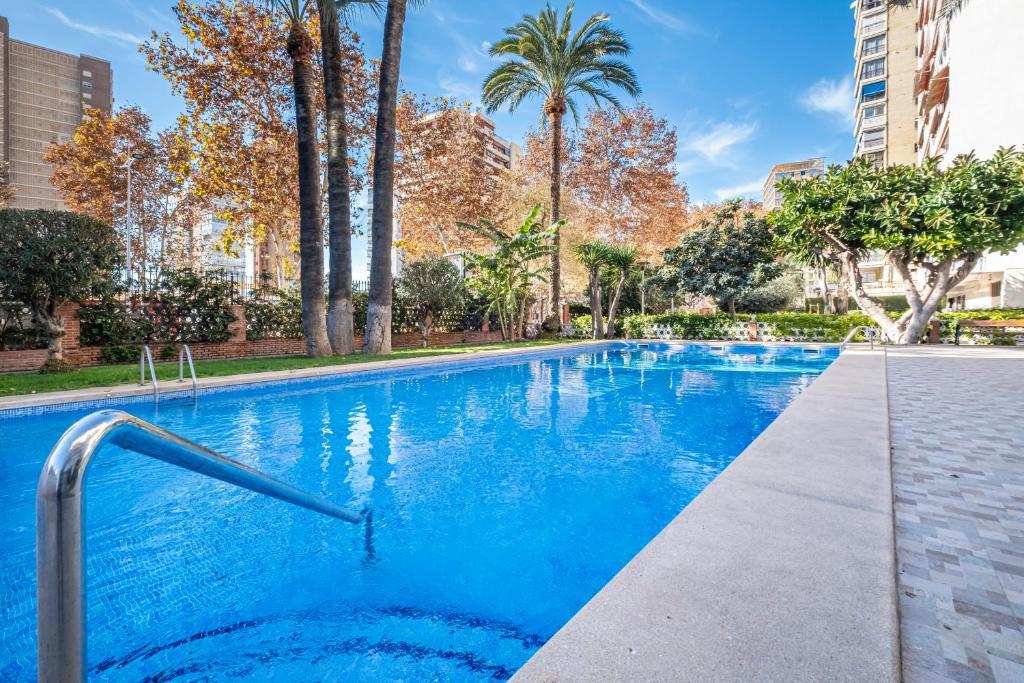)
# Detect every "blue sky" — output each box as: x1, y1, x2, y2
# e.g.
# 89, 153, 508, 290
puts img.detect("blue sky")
9, 0, 857, 275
